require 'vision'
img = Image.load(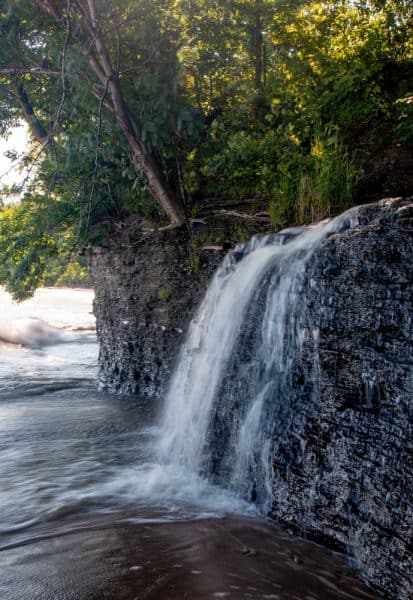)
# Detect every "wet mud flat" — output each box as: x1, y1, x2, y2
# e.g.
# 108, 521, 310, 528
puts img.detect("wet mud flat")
0, 516, 377, 600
